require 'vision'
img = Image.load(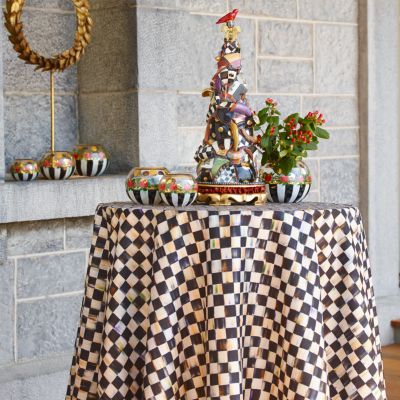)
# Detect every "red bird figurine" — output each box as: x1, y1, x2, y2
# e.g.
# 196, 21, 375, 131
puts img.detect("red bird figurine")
216, 9, 239, 24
